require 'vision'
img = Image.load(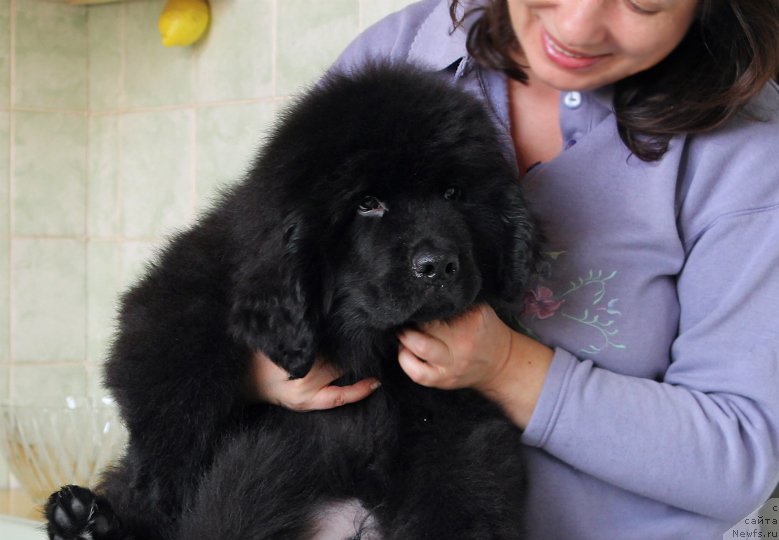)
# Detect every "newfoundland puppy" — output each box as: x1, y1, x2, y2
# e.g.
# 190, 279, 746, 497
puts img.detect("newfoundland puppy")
45, 64, 538, 540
